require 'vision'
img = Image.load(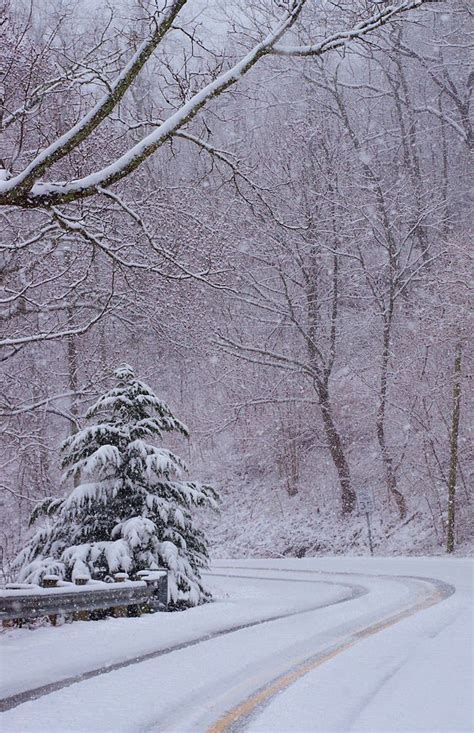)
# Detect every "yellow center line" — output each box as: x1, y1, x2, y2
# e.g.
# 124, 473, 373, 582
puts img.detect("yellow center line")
207, 590, 445, 733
